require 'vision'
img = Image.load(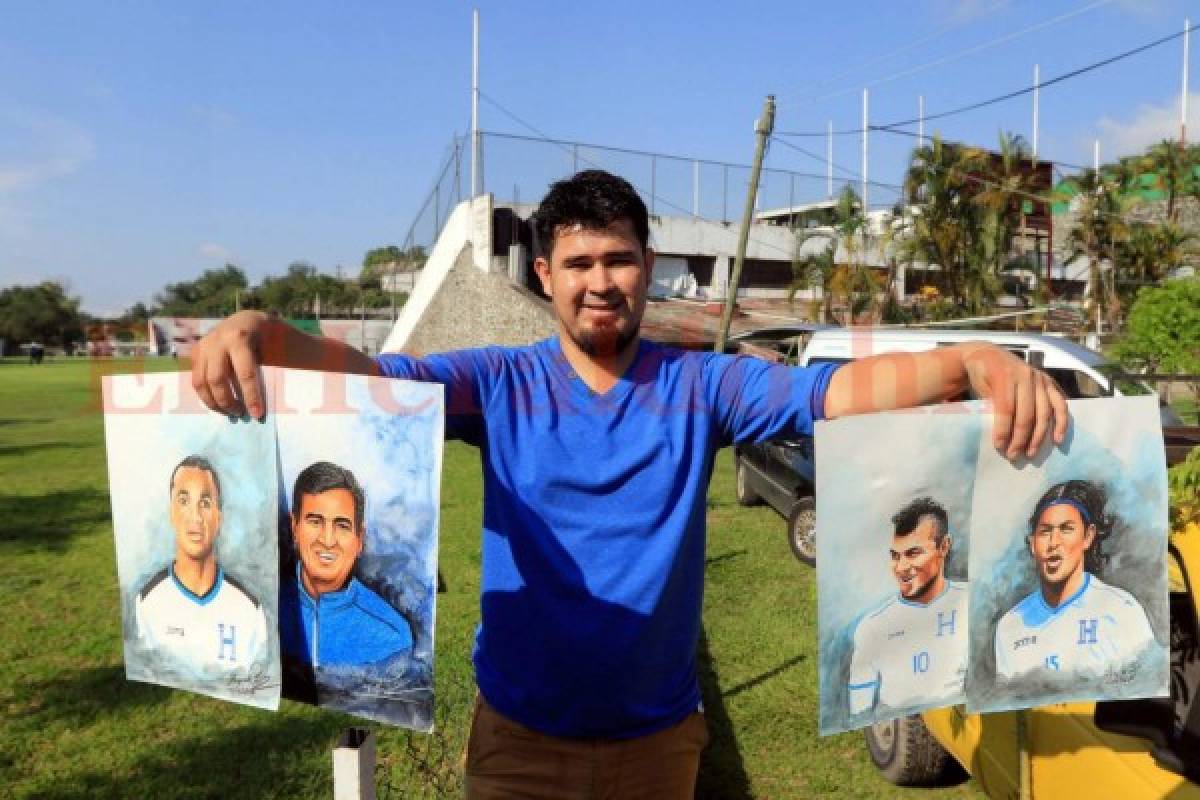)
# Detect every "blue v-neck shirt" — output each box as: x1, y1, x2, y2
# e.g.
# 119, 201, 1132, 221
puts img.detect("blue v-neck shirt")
377, 337, 836, 738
